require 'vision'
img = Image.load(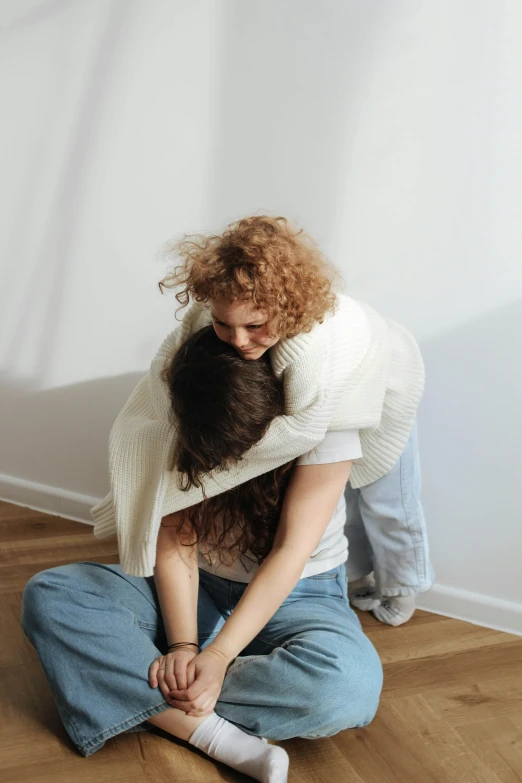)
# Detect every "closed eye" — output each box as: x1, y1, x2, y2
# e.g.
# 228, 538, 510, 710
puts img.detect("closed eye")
212, 318, 263, 330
